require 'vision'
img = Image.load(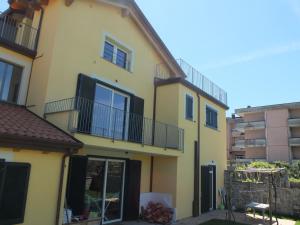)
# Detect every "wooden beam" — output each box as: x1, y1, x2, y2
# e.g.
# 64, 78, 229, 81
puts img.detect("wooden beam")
65, 0, 74, 7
